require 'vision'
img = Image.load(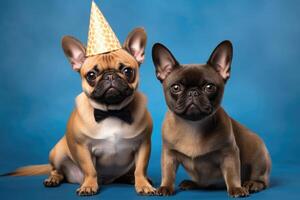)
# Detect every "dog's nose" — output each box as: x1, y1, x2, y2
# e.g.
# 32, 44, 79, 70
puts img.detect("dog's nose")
107, 74, 114, 81
103, 72, 117, 81
188, 89, 199, 97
